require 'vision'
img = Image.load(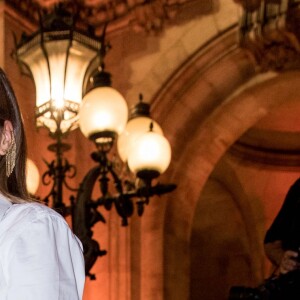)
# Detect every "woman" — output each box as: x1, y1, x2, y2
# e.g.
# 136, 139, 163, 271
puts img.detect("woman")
0, 68, 85, 299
